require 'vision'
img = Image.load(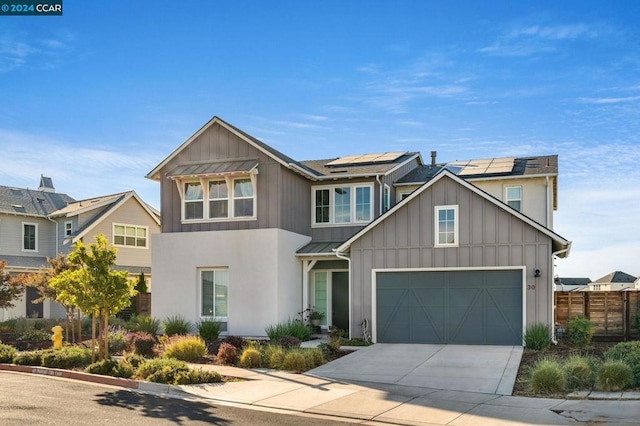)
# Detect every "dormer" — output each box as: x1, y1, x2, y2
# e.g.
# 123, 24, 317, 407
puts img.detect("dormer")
38, 175, 55, 193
